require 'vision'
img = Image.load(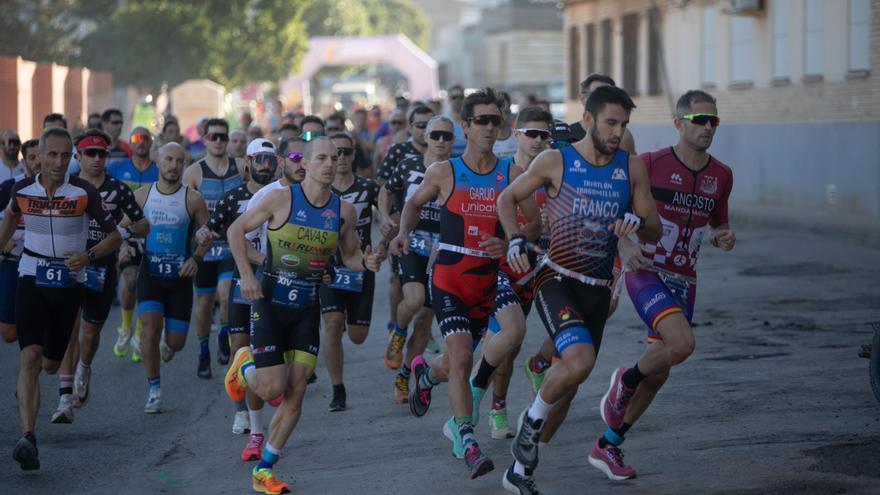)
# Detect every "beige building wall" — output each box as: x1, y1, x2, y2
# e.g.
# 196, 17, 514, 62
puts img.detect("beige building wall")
564, 0, 880, 124
486, 30, 564, 86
